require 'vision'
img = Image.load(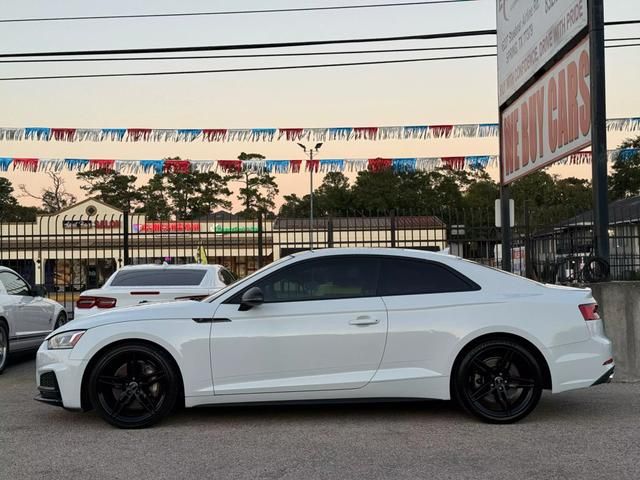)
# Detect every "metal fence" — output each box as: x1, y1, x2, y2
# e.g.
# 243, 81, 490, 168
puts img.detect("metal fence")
2, 200, 640, 316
